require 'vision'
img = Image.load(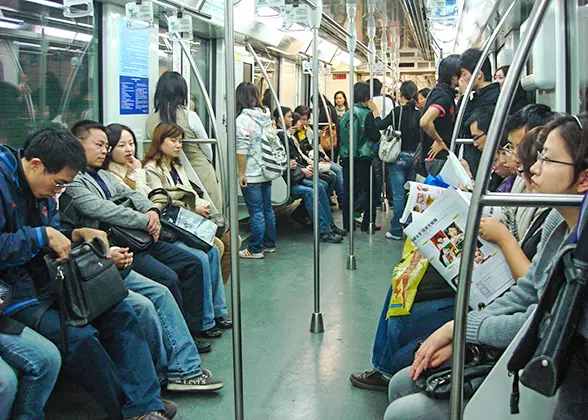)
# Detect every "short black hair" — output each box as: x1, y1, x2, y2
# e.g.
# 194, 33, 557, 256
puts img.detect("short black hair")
71, 120, 107, 141
354, 82, 371, 103
371, 78, 383, 95
465, 107, 495, 134
291, 112, 301, 125
459, 48, 492, 82
24, 128, 87, 173
294, 105, 311, 118
504, 104, 555, 133
418, 88, 431, 98
438, 54, 461, 85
